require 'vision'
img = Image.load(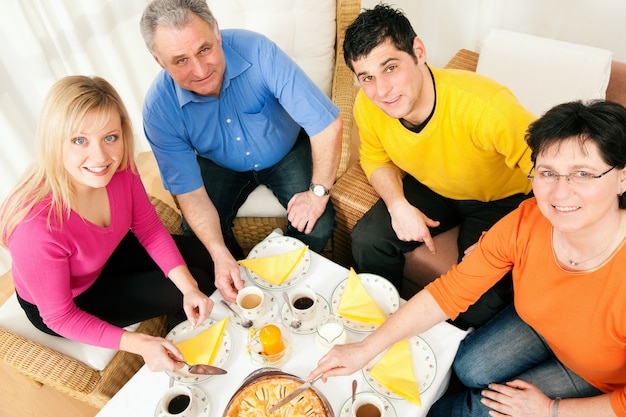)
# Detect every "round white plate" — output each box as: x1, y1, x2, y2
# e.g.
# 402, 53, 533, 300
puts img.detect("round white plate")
338, 391, 396, 417
362, 335, 437, 399
154, 385, 210, 417
280, 293, 330, 335
331, 273, 400, 332
165, 318, 232, 384
242, 236, 311, 289
225, 293, 280, 332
